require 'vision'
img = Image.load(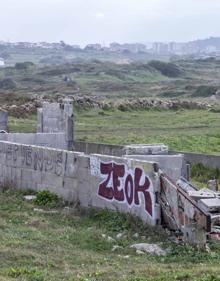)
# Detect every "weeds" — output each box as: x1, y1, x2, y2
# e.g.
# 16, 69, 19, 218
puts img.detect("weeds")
191, 163, 220, 184
34, 190, 61, 207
